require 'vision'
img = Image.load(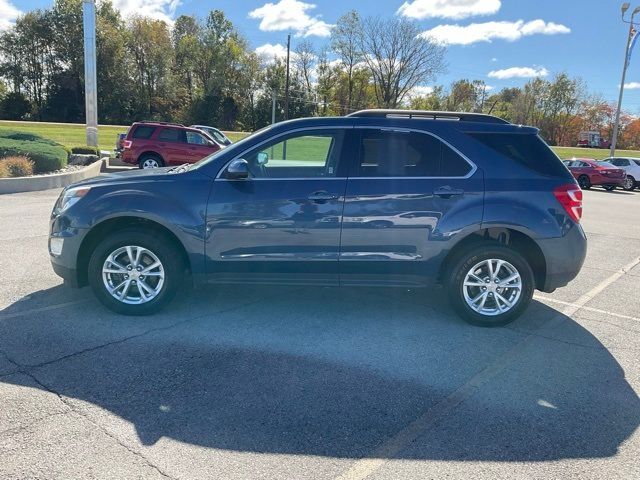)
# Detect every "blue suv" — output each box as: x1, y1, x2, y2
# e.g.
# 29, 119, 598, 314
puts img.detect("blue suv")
49, 110, 587, 326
